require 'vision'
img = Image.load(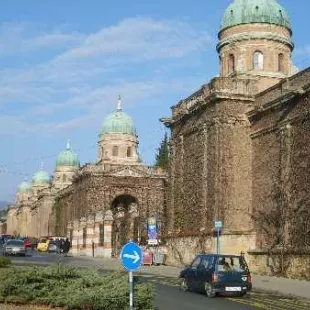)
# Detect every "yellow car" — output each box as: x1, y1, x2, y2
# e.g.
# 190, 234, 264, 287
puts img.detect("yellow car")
37, 239, 50, 252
